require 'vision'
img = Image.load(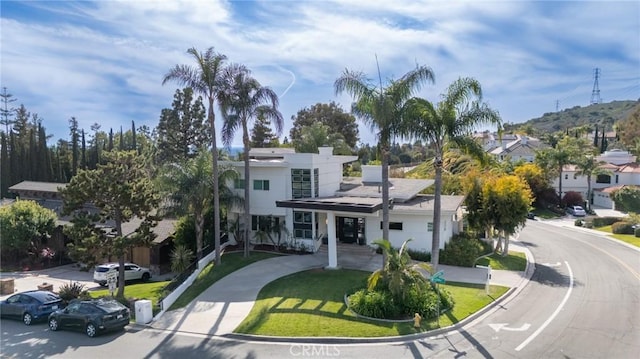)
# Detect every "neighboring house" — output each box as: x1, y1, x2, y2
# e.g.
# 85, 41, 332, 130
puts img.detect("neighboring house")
489, 135, 548, 163
551, 150, 640, 208
221, 147, 465, 268
8, 181, 176, 274
474, 131, 518, 152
